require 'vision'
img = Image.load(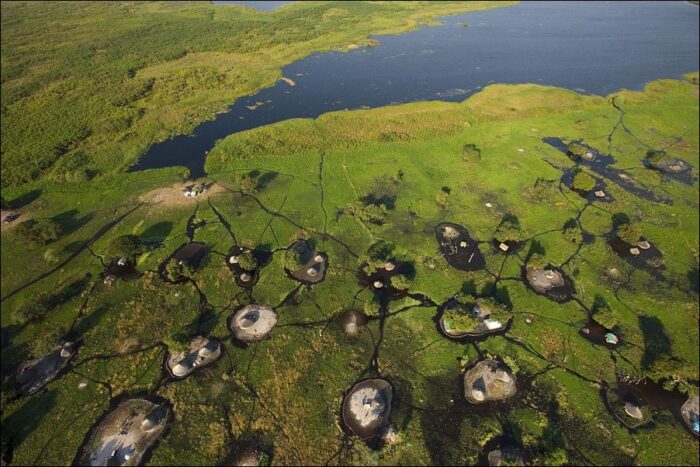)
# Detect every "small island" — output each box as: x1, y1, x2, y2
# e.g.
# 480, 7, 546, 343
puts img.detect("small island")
463, 358, 517, 404
78, 399, 170, 466
16, 341, 76, 395
165, 336, 221, 379
230, 305, 278, 343
342, 378, 396, 443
